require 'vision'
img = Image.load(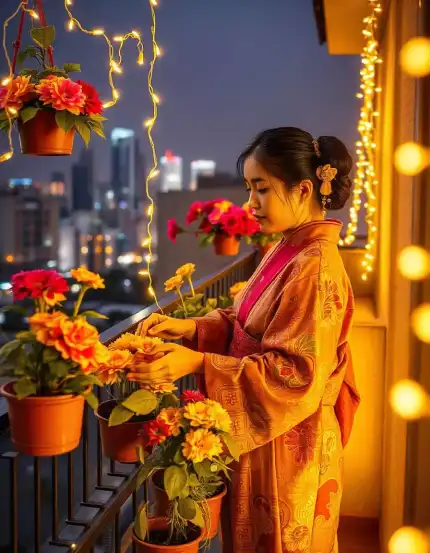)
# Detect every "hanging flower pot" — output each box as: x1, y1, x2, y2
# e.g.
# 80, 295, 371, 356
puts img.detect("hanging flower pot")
132, 517, 202, 553
18, 110, 75, 156
96, 399, 153, 464
0, 381, 86, 457
214, 234, 240, 256
151, 471, 227, 540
